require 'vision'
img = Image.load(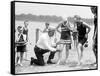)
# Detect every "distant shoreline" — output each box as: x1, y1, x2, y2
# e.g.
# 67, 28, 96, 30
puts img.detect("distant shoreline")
15, 14, 94, 25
